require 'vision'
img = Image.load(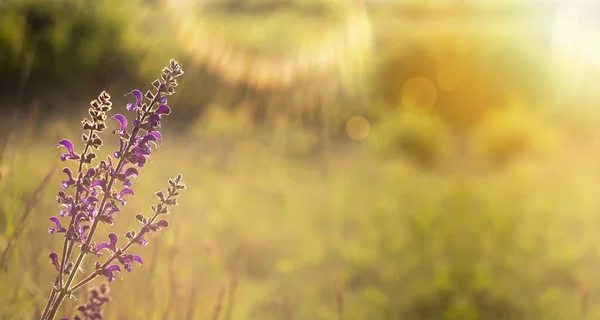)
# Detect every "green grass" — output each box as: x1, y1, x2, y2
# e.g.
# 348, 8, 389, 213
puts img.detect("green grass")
2, 103, 600, 319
